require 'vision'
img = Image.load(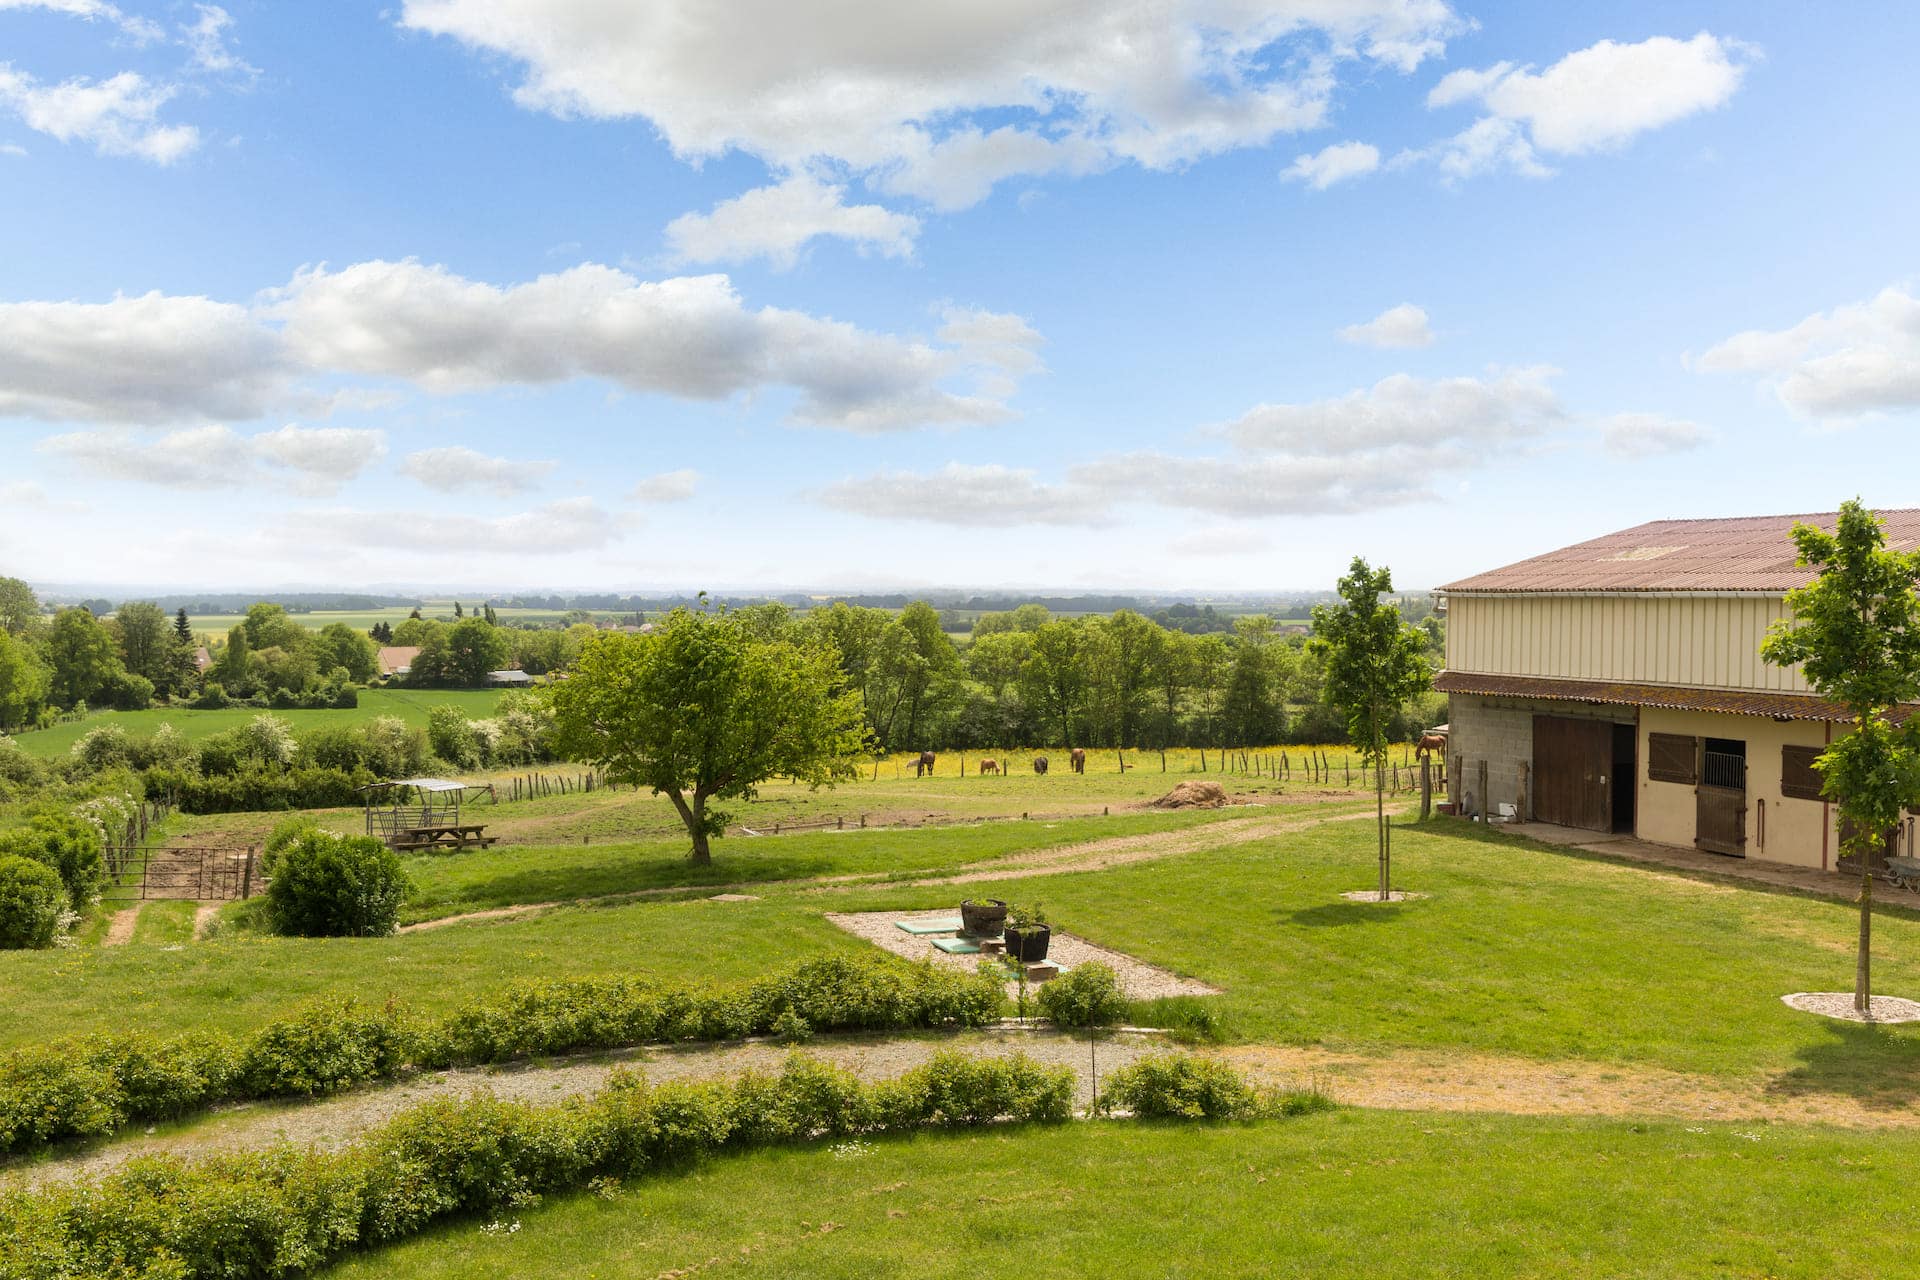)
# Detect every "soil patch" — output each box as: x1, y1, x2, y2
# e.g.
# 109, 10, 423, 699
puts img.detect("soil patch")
1152, 780, 1228, 809
100, 904, 141, 948
1339, 890, 1426, 903
826, 910, 1218, 1001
